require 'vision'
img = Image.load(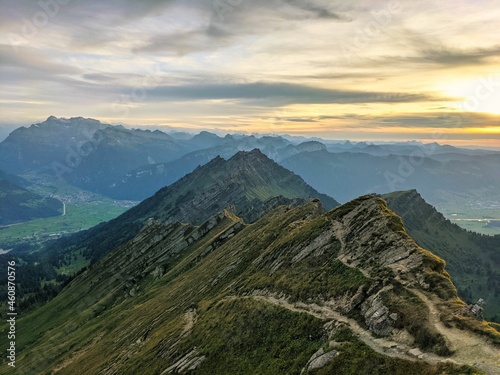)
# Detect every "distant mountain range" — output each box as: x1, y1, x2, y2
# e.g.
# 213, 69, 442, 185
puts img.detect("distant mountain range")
281, 149, 500, 205
2, 117, 499, 212
106, 138, 326, 200
0, 116, 194, 193
1, 147, 499, 374
0, 179, 63, 226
